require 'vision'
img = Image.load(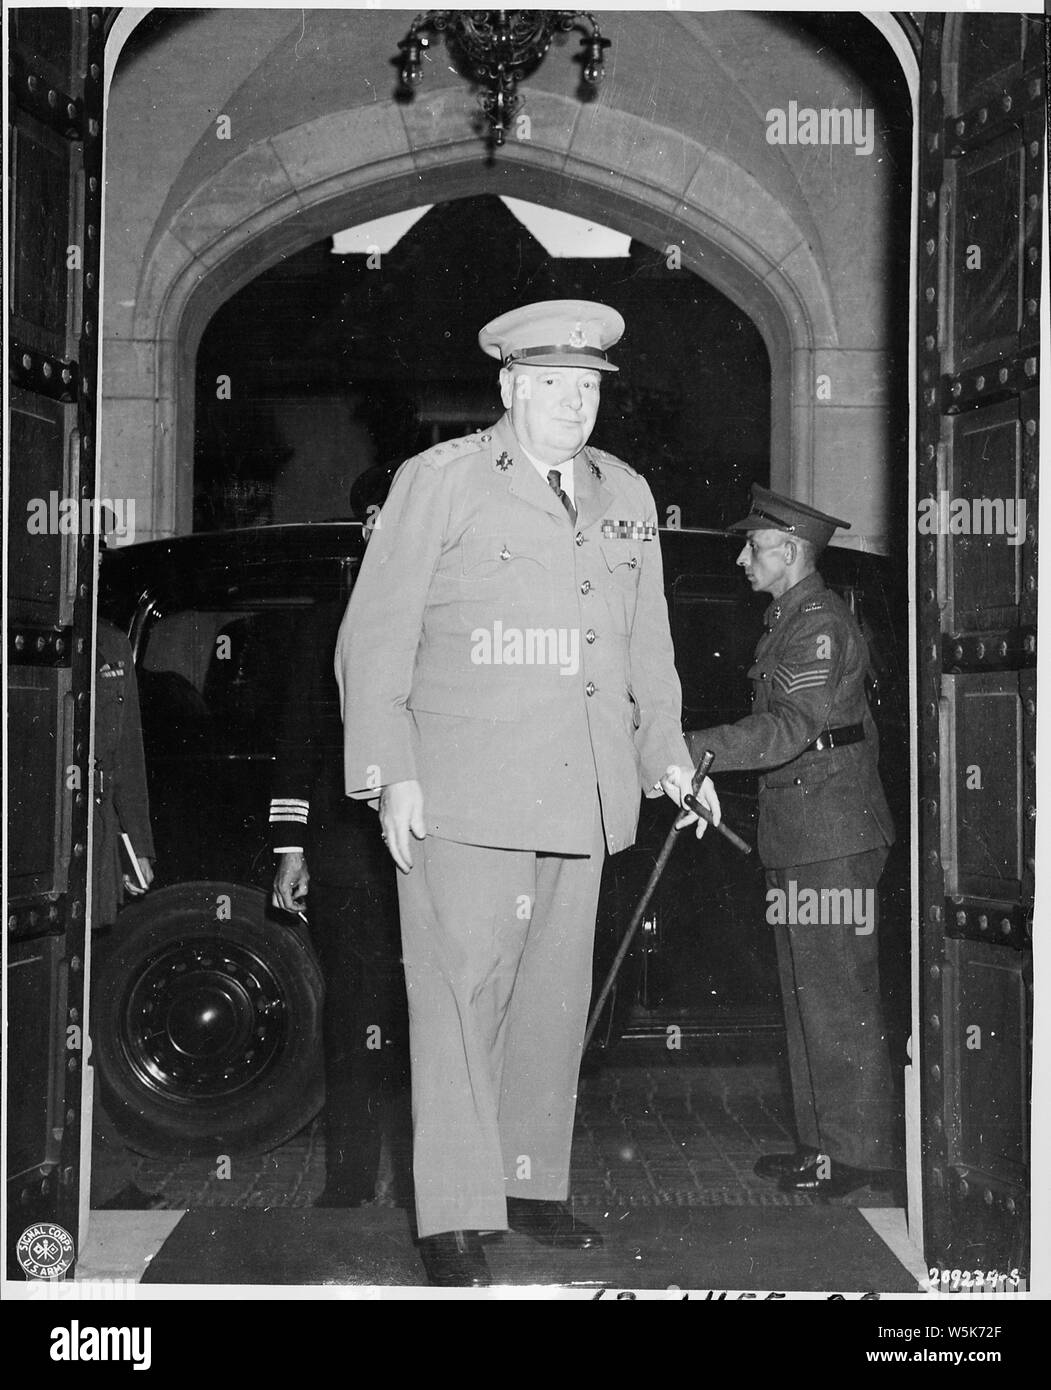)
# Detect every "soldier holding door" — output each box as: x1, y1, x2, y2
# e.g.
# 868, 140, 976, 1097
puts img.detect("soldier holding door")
680, 485, 902, 1197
